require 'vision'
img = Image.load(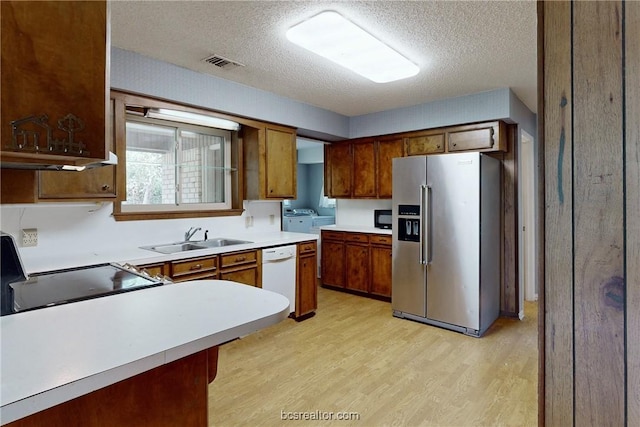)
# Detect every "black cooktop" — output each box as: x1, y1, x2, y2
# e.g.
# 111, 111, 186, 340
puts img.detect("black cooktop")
4, 263, 164, 315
